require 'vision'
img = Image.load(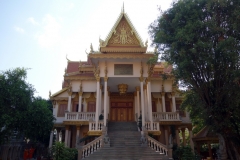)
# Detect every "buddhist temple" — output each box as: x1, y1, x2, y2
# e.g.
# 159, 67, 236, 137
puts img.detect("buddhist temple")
50, 7, 193, 159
